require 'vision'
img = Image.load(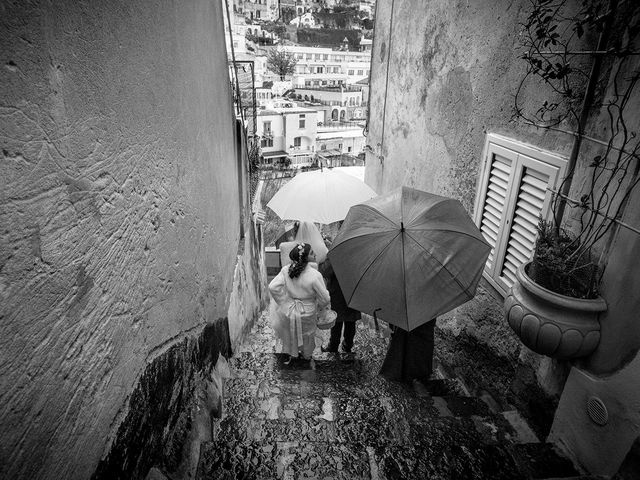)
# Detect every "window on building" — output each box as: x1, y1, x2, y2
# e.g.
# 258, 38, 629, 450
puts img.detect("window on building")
333, 67, 340, 73
317, 66, 324, 73
348, 146, 352, 152
263, 121, 271, 135
313, 80, 320, 86
338, 143, 343, 149
357, 69, 363, 75
299, 114, 306, 128
261, 137, 273, 147
348, 69, 354, 75
256, 10, 260, 18
305, 80, 312, 86
473, 134, 567, 296
294, 136, 302, 147
323, 54, 328, 60
321, 144, 327, 150
322, 80, 327, 85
